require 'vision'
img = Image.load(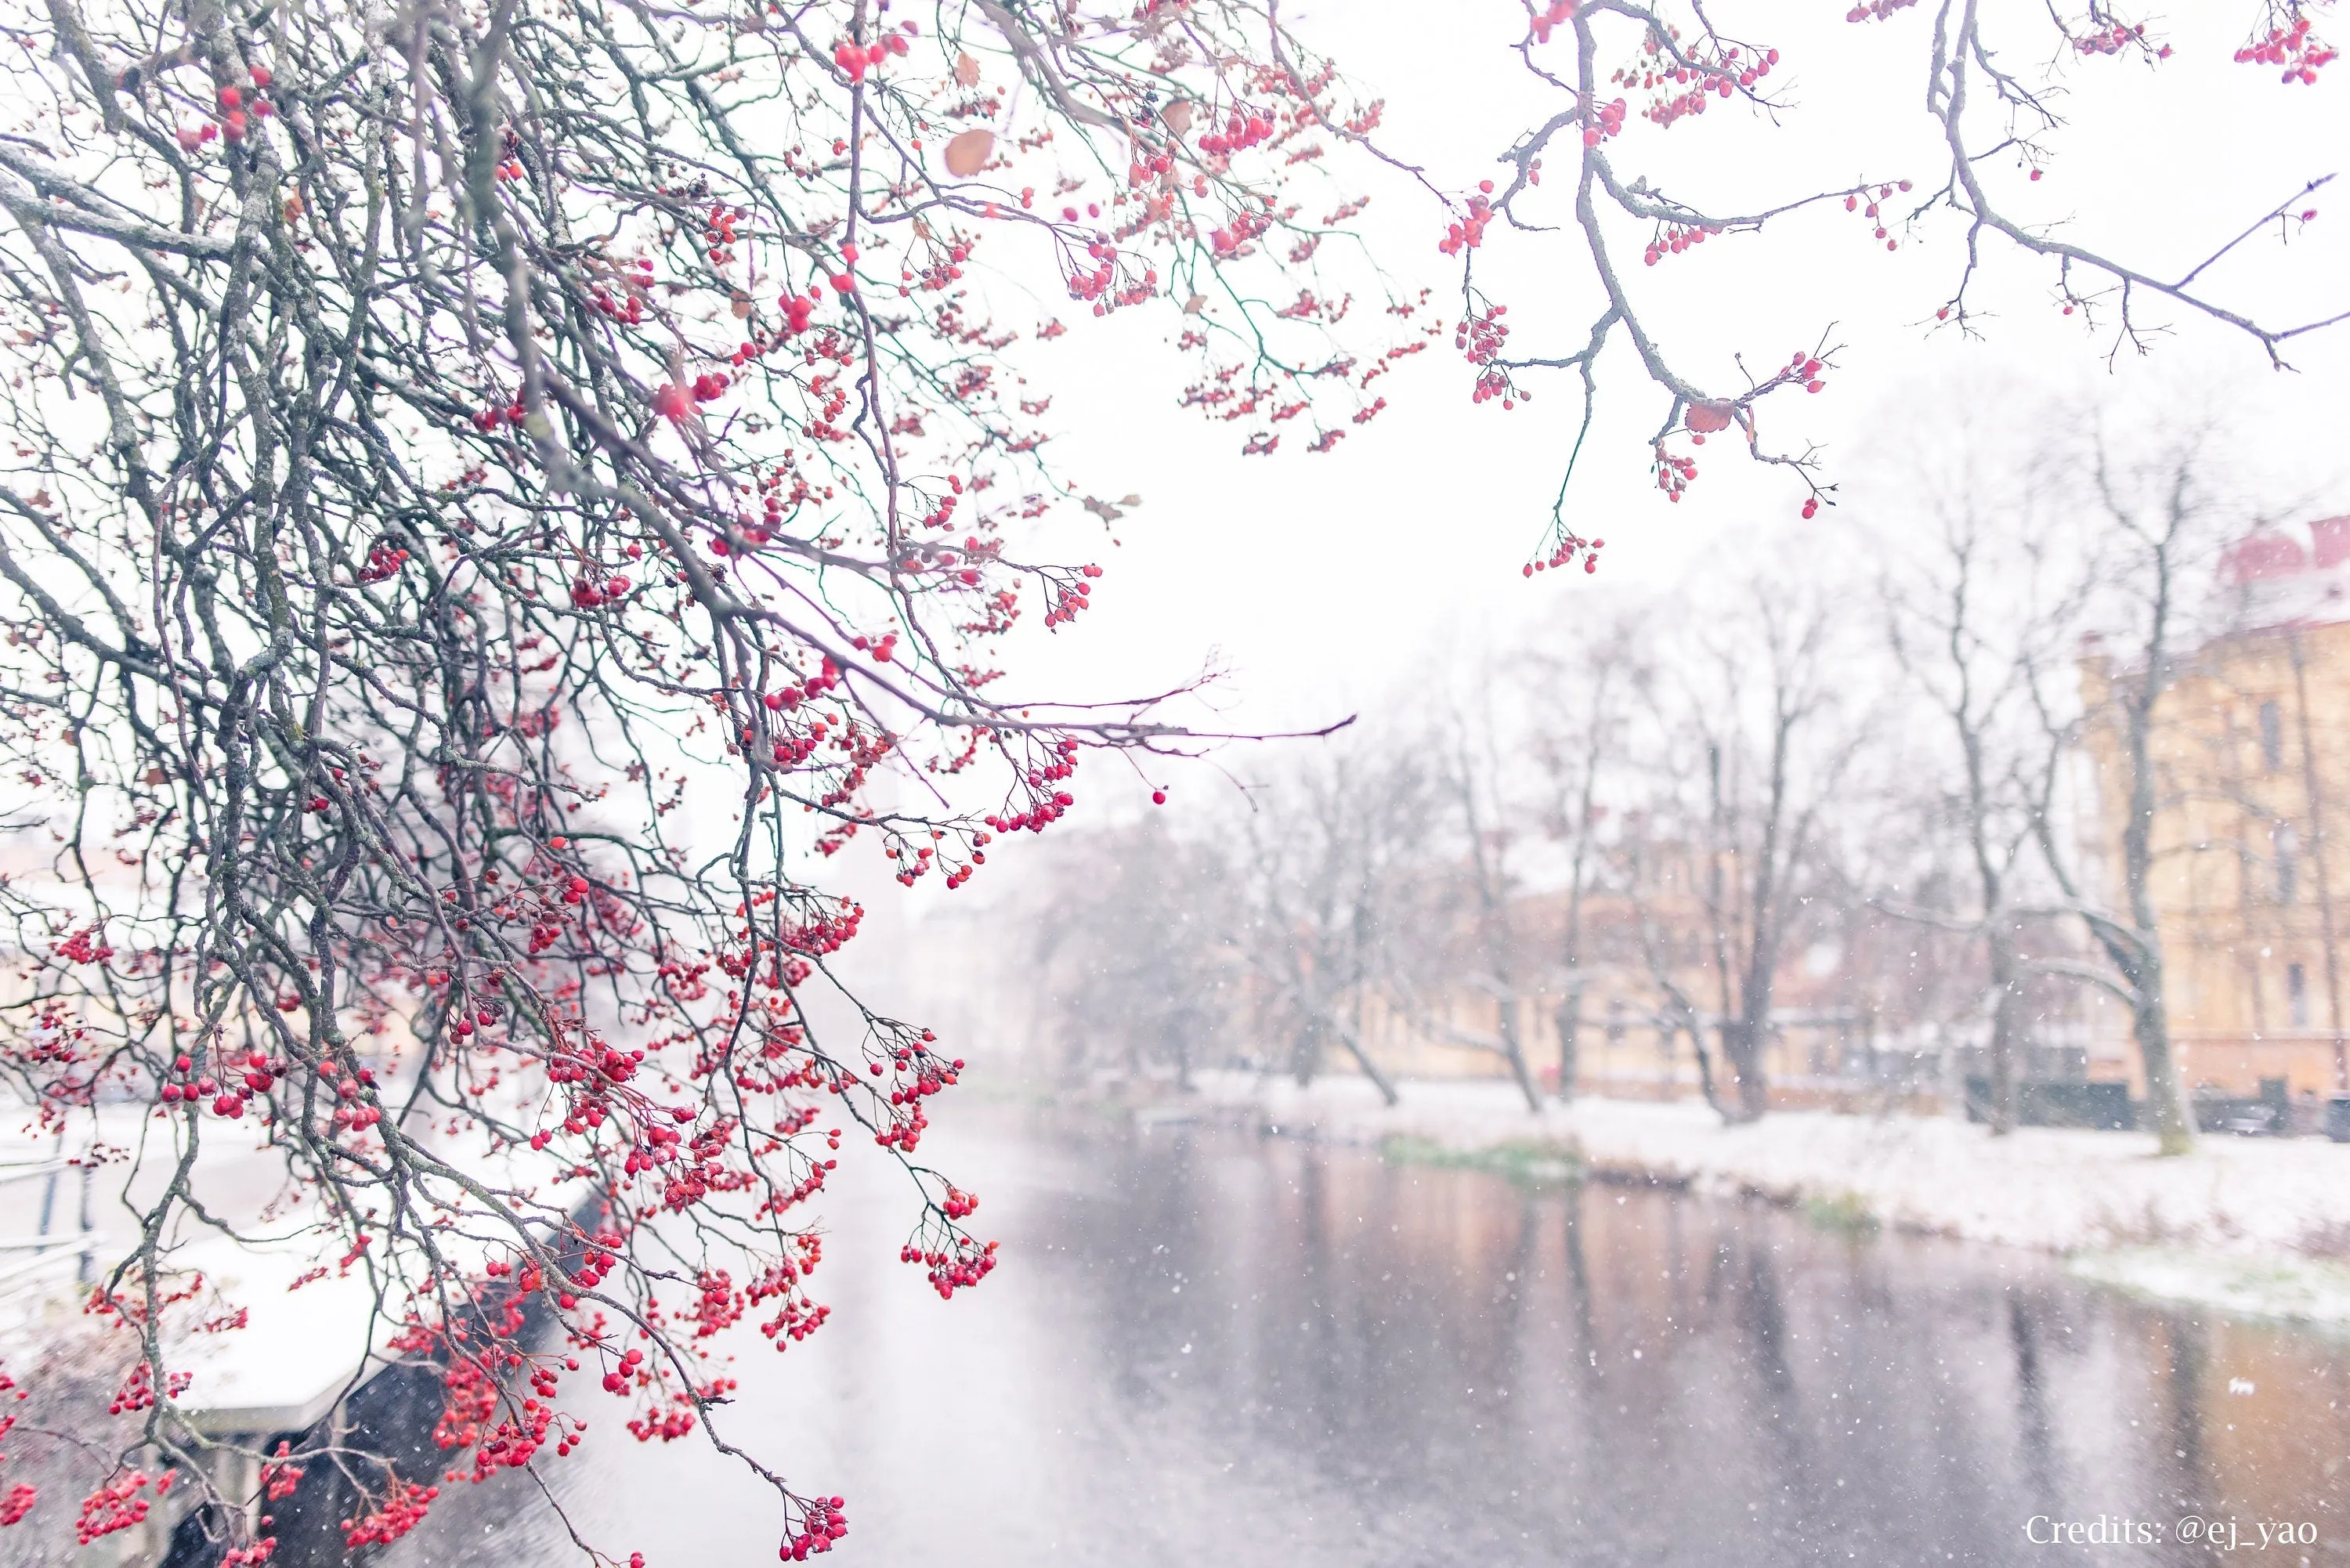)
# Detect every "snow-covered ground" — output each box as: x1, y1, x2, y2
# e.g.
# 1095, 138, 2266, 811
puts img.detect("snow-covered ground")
0, 1100, 577, 1438
1184, 1070, 2350, 1328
